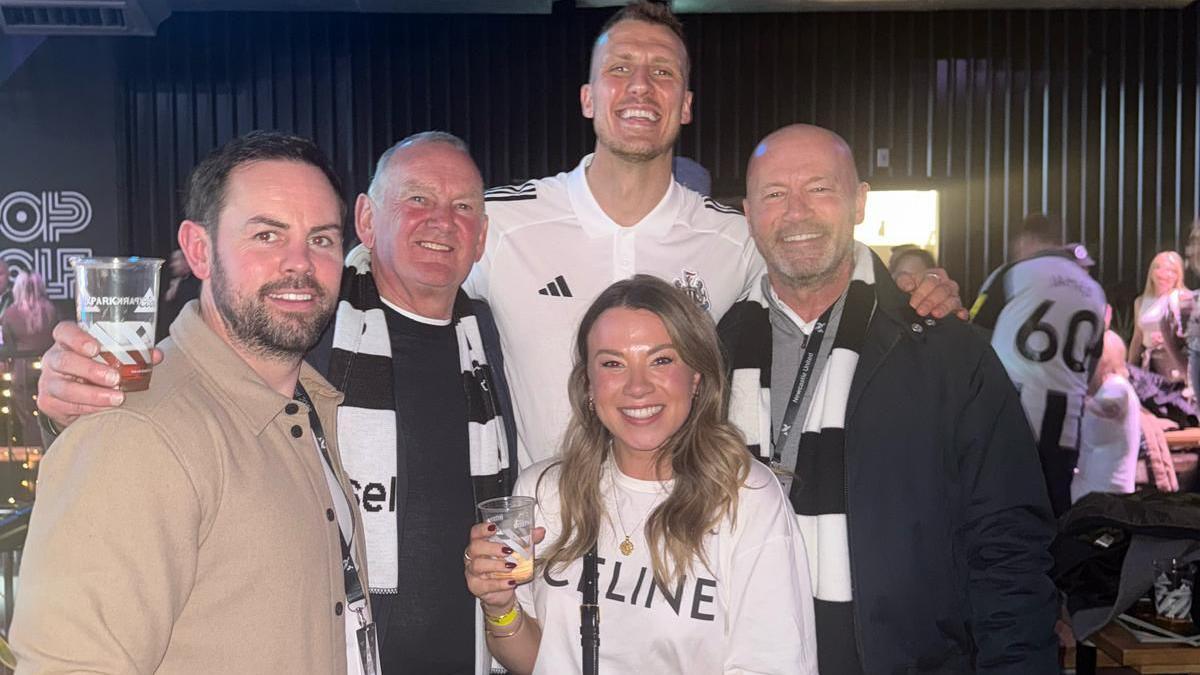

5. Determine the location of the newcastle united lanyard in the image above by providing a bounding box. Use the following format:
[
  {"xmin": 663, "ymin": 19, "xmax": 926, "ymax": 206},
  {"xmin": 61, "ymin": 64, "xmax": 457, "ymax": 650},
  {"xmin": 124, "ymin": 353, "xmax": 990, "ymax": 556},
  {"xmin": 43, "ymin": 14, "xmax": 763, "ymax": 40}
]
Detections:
[
  {"xmin": 295, "ymin": 383, "xmax": 365, "ymax": 605},
  {"xmin": 769, "ymin": 299, "xmax": 839, "ymax": 470}
]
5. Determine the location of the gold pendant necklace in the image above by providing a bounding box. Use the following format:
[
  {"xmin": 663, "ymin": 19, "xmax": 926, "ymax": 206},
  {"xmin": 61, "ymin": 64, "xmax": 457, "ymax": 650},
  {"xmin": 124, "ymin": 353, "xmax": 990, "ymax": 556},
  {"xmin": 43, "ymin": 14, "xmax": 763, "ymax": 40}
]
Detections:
[{"xmin": 610, "ymin": 471, "xmax": 659, "ymax": 557}]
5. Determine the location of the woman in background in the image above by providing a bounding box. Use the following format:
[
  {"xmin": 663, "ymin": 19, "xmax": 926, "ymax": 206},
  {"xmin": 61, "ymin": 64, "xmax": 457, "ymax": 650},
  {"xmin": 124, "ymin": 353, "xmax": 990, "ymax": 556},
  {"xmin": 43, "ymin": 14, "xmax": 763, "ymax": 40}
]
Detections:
[
  {"xmin": 1129, "ymin": 251, "xmax": 1190, "ymax": 384},
  {"xmin": 2, "ymin": 271, "xmax": 57, "ymax": 355},
  {"xmin": 1, "ymin": 271, "xmax": 58, "ymax": 443}
]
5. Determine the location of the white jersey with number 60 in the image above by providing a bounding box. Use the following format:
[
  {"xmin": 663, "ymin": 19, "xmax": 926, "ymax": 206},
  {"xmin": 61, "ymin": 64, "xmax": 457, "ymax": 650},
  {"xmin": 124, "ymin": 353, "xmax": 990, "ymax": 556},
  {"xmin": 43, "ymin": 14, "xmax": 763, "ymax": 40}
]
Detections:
[{"xmin": 971, "ymin": 250, "xmax": 1107, "ymax": 451}]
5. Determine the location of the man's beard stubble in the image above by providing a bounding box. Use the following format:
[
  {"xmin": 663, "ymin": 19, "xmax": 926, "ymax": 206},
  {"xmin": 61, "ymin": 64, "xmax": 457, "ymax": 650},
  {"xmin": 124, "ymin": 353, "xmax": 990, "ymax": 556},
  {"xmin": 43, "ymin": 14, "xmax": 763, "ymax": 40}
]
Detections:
[
  {"xmin": 210, "ymin": 252, "xmax": 335, "ymax": 362},
  {"xmin": 770, "ymin": 229, "xmax": 856, "ymax": 291},
  {"xmin": 607, "ymin": 140, "xmax": 672, "ymax": 164},
  {"xmin": 598, "ymin": 119, "xmax": 678, "ymax": 165}
]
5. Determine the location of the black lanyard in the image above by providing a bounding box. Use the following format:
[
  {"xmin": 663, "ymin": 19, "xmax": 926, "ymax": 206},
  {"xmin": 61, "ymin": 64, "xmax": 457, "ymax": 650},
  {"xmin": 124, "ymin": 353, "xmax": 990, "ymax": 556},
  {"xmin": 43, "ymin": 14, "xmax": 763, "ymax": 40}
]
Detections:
[
  {"xmin": 770, "ymin": 301, "xmax": 837, "ymax": 466},
  {"xmin": 580, "ymin": 544, "xmax": 600, "ymax": 675},
  {"xmin": 295, "ymin": 383, "xmax": 365, "ymax": 605}
]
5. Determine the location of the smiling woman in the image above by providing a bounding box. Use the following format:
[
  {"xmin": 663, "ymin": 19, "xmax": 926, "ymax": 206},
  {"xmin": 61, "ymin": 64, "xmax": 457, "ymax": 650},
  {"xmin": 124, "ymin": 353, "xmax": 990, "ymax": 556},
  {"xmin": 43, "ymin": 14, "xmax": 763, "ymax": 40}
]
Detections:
[
  {"xmin": 586, "ymin": 304, "xmax": 701, "ymax": 477},
  {"xmin": 1129, "ymin": 250, "xmax": 1190, "ymax": 383},
  {"xmin": 463, "ymin": 275, "xmax": 818, "ymax": 675}
]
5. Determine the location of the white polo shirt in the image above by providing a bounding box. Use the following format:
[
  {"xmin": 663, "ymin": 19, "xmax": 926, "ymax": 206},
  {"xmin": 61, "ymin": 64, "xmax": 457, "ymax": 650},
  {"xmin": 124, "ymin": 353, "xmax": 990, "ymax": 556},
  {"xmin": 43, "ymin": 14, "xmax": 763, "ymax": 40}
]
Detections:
[{"xmin": 466, "ymin": 155, "xmax": 764, "ymax": 465}]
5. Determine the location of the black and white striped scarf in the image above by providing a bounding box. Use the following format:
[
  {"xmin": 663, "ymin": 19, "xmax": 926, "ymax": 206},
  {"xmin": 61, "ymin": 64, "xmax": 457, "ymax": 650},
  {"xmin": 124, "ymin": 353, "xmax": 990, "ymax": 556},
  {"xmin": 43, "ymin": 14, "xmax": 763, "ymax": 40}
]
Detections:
[
  {"xmin": 725, "ymin": 243, "xmax": 877, "ymax": 631},
  {"xmin": 327, "ymin": 259, "xmax": 511, "ymax": 595}
]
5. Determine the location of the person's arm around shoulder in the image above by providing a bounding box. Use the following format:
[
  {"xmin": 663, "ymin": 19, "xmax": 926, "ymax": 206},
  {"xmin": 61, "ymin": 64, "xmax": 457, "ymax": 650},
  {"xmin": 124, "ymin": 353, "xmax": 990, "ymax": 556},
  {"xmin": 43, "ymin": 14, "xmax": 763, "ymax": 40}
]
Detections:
[
  {"xmin": 723, "ymin": 463, "xmax": 818, "ymax": 675},
  {"xmin": 896, "ymin": 268, "xmax": 970, "ymax": 321},
  {"xmin": 11, "ymin": 410, "xmax": 203, "ymax": 672},
  {"xmin": 953, "ymin": 340, "xmax": 1059, "ymax": 673}
]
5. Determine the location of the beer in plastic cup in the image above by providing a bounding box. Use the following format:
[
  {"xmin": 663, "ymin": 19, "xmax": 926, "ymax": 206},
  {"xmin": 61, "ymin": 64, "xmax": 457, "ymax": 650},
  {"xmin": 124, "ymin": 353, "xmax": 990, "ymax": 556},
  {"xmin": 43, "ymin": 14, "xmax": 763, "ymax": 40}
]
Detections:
[
  {"xmin": 74, "ymin": 257, "xmax": 164, "ymax": 392},
  {"xmin": 478, "ymin": 496, "xmax": 536, "ymax": 583}
]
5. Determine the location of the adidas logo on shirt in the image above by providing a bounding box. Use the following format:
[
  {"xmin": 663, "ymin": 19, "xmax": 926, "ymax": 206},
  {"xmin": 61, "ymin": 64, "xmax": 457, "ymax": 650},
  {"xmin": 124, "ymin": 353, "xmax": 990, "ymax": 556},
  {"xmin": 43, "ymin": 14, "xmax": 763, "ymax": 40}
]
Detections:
[{"xmin": 538, "ymin": 275, "xmax": 573, "ymax": 298}]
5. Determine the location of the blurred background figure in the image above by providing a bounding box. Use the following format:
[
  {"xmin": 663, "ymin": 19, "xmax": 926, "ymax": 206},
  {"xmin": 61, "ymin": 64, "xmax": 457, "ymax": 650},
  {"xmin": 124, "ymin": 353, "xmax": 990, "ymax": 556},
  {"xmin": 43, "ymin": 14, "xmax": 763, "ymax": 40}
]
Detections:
[
  {"xmin": 1184, "ymin": 218, "xmax": 1200, "ymax": 288},
  {"xmin": 1, "ymin": 272, "xmax": 58, "ymax": 444},
  {"xmin": 2, "ymin": 272, "xmax": 57, "ymax": 358},
  {"xmin": 971, "ymin": 212, "xmax": 1106, "ymax": 516},
  {"xmin": 1072, "ymin": 330, "xmax": 1140, "ymax": 504},
  {"xmin": 671, "ymin": 156, "xmax": 712, "ymax": 197},
  {"xmin": 0, "ymin": 258, "xmax": 13, "ymax": 318},
  {"xmin": 888, "ymin": 245, "xmax": 937, "ymax": 283},
  {"xmin": 1011, "ymin": 212, "xmax": 1062, "ymax": 261},
  {"xmin": 1129, "ymin": 251, "xmax": 1189, "ymax": 384},
  {"xmin": 157, "ymin": 249, "xmax": 199, "ymax": 342},
  {"xmin": 1184, "ymin": 256, "xmax": 1200, "ymax": 397}
]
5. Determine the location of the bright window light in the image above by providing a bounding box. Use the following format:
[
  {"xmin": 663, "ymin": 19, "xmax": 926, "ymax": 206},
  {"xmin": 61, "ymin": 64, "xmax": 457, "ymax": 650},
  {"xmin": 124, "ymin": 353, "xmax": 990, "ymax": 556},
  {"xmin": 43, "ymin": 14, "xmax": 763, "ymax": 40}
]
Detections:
[{"xmin": 856, "ymin": 190, "xmax": 939, "ymax": 263}]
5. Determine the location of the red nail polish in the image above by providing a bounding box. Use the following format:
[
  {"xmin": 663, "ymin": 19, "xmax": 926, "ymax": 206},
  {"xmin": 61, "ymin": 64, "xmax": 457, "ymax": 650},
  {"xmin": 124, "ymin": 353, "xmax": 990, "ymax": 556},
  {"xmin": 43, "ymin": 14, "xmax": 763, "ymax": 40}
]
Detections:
[
  {"xmin": 508, "ymin": 579, "xmax": 517, "ymax": 586},
  {"xmin": 487, "ymin": 524, "xmax": 496, "ymax": 532},
  {"xmin": 502, "ymin": 546, "xmax": 513, "ymax": 555},
  {"xmin": 505, "ymin": 562, "xmax": 516, "ymax": 569}
]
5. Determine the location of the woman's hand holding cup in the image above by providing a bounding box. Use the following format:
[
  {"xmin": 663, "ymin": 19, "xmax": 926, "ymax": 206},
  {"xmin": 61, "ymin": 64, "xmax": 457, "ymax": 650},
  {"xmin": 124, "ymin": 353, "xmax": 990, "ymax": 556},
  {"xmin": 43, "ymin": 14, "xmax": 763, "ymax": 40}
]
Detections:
[{"xmin": 464, "ymin": 521, "xmax": 545, "ymax": 615}]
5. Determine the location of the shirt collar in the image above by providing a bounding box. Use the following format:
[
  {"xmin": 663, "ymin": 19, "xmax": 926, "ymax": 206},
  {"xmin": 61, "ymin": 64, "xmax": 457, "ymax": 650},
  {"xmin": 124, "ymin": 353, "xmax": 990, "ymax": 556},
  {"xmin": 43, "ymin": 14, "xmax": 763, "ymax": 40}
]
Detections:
[
  {"xmin": 379, "ymin": 295, "xmax": 452, "ymax": 326},
  {"xmin": 762, "ymin": 275, "xmax": 819, "ymax": 335},
  {"xmin": 169, "ymin": 300, "xmax": 343, "ymax": 435},
  {"xmin": 760, "ymin": 243, "xmax": 883, "ymax": 333},
  {"xmin": 565, "ymin": 153, "xmax": 682, "ymax": 240}
]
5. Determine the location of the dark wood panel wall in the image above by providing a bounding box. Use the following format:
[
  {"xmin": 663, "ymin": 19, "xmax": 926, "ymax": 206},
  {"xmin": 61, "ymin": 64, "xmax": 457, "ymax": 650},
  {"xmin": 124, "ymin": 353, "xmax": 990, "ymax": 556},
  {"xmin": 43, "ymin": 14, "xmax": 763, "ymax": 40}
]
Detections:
[{"xmin": 120, "ymin": 4, "xmax": 1200, "ymax": 298}]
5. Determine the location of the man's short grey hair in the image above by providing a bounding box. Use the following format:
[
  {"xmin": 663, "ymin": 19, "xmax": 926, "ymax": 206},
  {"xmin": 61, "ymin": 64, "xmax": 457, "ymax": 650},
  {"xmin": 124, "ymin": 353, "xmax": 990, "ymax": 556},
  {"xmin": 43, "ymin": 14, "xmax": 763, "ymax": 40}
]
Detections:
[{"xmin": 366, "ymin": 131, "xmax": 471, "ymax": 201}]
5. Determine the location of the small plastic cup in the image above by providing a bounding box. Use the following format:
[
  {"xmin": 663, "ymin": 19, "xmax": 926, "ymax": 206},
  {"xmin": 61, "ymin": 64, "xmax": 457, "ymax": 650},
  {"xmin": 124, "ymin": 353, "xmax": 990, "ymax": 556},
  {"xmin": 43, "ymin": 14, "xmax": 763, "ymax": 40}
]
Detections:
[
  {"xmin": 1152, "ymin": 557, "xmax": 1194, "ymax": 629},
  {"xmin": 478, "ymin": 496, "xmax": 536, "ymax": 584},
  {"xmin": 74, "ymin": 257, "xmax": 164, "ymax": 392}
]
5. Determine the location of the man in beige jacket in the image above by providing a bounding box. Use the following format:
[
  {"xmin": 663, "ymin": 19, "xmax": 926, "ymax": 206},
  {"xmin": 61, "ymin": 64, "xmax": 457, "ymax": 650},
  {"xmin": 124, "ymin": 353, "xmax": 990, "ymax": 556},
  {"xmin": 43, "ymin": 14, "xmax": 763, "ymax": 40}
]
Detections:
[{"xmin": 11, "ymin": 131, "xmax": 374, "ymax": 673}]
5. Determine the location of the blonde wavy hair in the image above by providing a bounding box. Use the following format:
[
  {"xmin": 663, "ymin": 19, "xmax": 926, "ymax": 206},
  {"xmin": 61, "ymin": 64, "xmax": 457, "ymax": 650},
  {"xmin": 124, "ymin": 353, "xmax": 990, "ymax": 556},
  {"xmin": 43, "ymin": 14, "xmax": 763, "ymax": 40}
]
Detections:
[
  {"xmin": 1142, "ymin": 250, "xmax": 1186, "ymax": 299},
  {"xmin": 537, "ymin": 275, "xmax": 750, "ymax": 587},
  {"xmin": 7, "ymin": 271, "xmax": 56, "ymax": 339}
]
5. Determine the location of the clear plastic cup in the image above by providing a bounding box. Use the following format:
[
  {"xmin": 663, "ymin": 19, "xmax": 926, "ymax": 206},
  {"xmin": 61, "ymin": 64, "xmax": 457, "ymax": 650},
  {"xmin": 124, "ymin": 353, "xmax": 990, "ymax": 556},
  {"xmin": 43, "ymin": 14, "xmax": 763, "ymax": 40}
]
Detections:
[
  {"xmin": 74, "ymin": 257, "xmax": 164, "ymax": 392},
  {"xmin": 478, "ymin": 496, "xmax": 536, "ymax": 583}
]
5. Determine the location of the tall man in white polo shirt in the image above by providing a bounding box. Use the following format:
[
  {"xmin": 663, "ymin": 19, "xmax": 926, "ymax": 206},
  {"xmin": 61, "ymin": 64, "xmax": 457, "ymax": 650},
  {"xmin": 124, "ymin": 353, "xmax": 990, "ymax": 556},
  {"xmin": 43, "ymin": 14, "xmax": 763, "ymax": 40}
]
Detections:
[{"xmin": 470, "ymin": 1, "xmax": 963, "ymax": 464}]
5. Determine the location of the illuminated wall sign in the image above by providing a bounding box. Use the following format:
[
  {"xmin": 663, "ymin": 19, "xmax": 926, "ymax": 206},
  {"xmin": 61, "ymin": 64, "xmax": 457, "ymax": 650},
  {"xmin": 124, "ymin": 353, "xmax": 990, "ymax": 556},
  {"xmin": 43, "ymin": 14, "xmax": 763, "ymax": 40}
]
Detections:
[{"xmin": 0, "ymin": 190, "xmax": 94, "ymax": 299}]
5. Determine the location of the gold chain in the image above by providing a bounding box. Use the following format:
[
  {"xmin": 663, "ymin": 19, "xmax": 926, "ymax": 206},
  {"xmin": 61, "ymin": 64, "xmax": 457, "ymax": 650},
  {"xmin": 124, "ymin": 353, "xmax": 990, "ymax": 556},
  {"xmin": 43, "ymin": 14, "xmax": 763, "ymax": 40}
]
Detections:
[{"xmin": 609, "ymin": 469, "xmax": 661, "ymax": 557}]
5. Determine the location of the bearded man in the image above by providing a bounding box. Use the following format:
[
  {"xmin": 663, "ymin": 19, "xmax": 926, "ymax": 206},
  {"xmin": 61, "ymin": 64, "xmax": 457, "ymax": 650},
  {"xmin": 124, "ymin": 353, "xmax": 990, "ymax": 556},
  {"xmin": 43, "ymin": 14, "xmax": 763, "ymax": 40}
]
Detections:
[{"xmin": 11, "ymin": 131, "xmax": 375, "ymax": 674}]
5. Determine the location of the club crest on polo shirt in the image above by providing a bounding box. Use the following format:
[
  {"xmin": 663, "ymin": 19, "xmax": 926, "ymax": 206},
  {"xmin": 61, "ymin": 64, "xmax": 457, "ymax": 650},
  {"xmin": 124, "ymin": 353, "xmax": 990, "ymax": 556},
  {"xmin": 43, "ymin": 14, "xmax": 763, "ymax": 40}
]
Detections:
[{"xmin": 673, "ymin": 269, "xmax": 710, "ymax": 311}]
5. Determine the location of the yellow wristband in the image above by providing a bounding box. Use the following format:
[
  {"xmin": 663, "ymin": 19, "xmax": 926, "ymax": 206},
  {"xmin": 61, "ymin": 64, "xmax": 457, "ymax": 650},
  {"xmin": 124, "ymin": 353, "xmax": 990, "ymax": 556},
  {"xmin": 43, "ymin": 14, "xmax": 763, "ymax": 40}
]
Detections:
[{"xmin": 485, "ymin": 603, "xmax": 520, "ymax": 627}]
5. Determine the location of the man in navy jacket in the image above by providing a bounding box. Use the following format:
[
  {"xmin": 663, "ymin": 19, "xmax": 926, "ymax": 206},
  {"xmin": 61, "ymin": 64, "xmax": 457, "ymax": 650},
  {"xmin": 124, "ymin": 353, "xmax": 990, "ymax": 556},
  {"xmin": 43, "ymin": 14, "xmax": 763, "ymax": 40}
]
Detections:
[{"xmin": 720, "ymin": 123, "xmax": 1059, "ymax": 673}]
